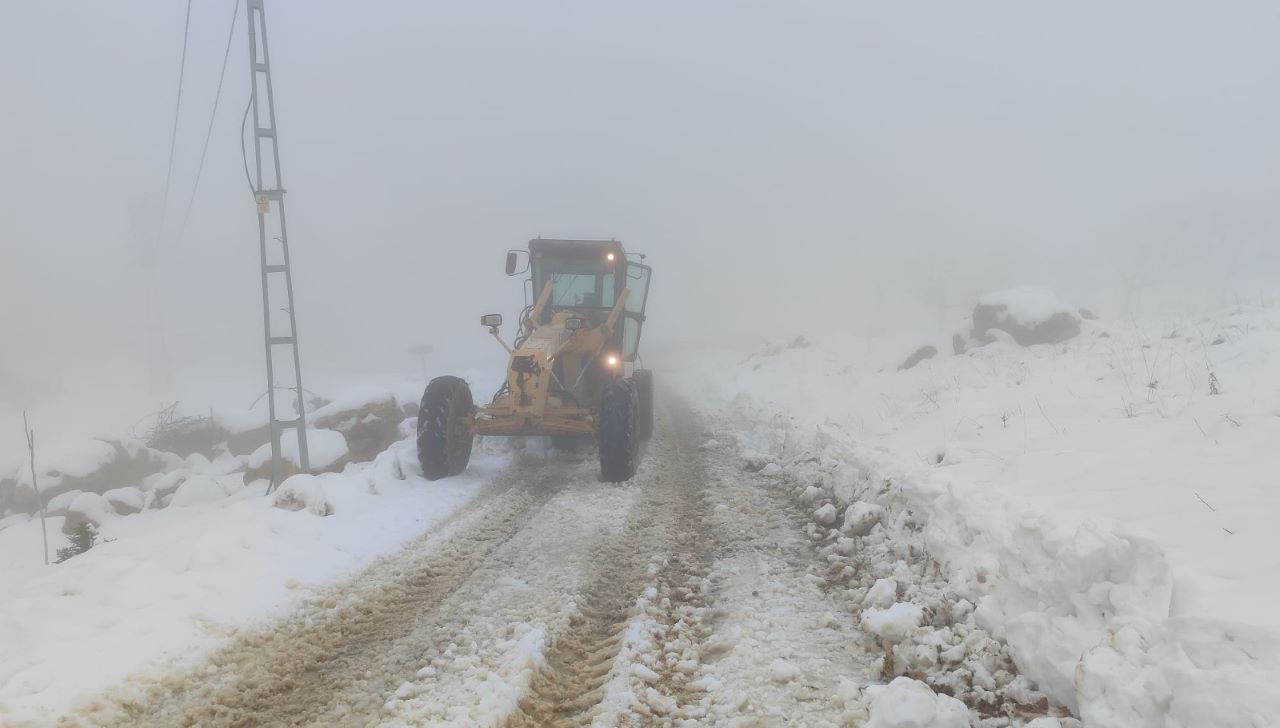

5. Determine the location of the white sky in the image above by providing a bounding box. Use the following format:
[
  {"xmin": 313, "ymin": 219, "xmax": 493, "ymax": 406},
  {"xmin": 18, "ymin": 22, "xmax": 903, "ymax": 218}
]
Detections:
[{"xmin": 2, "ymin": 0, "xmax": 1279, "ymax": 408}]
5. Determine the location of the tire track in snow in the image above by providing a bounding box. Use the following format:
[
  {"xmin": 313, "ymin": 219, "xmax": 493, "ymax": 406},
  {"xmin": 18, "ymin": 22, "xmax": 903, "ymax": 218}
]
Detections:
[
  {"xmin": 626, "ymin": 398, "xmax": 877, "ymax": 726},
  {"xmin": 72, "ymin": 457, "xmax": 580, "ymax": 728},
  {"xmin": 509, "ymin": 391, "xmax": 715, "ymax": 727}
]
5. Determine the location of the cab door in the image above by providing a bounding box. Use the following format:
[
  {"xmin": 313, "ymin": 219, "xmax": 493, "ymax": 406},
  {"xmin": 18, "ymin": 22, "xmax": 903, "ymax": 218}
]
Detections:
[{"xmin": 620, "ymin": 262, "xmax": 651, "ymax": 361}]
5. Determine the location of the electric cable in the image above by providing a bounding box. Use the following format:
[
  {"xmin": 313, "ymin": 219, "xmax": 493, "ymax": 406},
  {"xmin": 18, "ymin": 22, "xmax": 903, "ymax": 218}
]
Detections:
[
  {"xmin": 175, "ymin": 0, "xmax": 241, "ymax": 244},
  {"xmin": 240, "ymin": 93, "xmax": 255, "ymax": 194},
  {"xmin": 159, "ymin": 0, "xmax": 194, "ymax": 238}
]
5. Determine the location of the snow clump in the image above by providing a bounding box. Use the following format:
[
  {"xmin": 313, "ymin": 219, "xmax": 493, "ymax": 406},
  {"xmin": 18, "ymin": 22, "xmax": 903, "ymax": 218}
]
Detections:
[
  {"xmin": 272, "ymin": 474, "xmax": 333, "ymax": 516},
  {"xmin": 862, "ymin": 602, "xmax": 925, "ymax": 644},
  {"xmin": 864, "ymin": 676, "xmax": 971, "ymax": 728}
]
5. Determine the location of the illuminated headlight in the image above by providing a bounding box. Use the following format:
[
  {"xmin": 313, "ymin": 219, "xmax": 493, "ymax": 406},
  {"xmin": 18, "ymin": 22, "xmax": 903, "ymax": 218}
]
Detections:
[
  {"xmin": 606, "ymin": 252, "xmax": 616, "ymax": 262},
  {"xmin": 605, "ymin": 354, "xmax": 620, "ymax": 368}
]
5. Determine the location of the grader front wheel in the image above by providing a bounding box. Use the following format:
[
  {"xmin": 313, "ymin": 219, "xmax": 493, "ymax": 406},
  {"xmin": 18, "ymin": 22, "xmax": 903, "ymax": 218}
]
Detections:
[
  {"xmin": 417, "ymin": 376, "xmax": 475, "ymax": 480},
  {"xmin": 598, "ymin": 378, "xmax": 639, "ymax": 482}
]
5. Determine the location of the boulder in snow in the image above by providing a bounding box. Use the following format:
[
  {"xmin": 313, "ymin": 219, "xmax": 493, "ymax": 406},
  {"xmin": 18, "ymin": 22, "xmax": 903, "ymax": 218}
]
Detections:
[
  {"xmin": 226, "ymin": 424, "xmax": 271, "ymax": 457},
  {"xmin": 971, "ymin": 286, "xmax": 1081, "ymax": 347},
  {"xmin": 244, "ymin": 429, "xmax": 349, "ymax": 485},
  {"xmin": 864, "ymin": 676, "xmax": 971, "ymax": 728},
  {"xmin": 0, "ymin": 438, "xmax": 170, "ymax": 515},
  {"xmin": 272, "ymin": 474, "xmax": 333, "ymax": 516},
  {"xmin": 45, "ymin": 489, "xmax": 85, "ymax": 517},
  {"xmin": 103, "ymin": 486, "xmax": 145, "ymax": 515},
  {"xmin": 312, "ymin": 395, "xmax": 405, "ymax": 463},
  {"xmin": 899, "ymin": 345, "xmax": 939, "ymax": 371},
  {"xmin": 62, "ymin": 492, "xmax": 114, "ymax": 535}
]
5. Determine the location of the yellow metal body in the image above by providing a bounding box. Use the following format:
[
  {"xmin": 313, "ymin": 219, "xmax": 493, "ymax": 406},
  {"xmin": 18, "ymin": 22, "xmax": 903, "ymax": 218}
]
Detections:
[{"xmin": 473, "ymin": 281, "xmax": 630, "ymax": 437}]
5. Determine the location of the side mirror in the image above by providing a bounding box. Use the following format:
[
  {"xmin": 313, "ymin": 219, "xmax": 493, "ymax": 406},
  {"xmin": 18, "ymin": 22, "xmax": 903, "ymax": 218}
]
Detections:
[
  {"xmin": 480, "ymin": 314, "xmax": 503, "ymax": 329},
  {"xmin": 505, "ymin": 250, "xmax": 529, "ymax": 276}
]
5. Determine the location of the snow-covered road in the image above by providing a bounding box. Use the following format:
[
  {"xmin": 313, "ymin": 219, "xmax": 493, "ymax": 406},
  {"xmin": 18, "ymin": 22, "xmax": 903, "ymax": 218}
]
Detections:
[{"xmin": 34, "ymin": 391, "xmax": 1073, "ymax": 728}]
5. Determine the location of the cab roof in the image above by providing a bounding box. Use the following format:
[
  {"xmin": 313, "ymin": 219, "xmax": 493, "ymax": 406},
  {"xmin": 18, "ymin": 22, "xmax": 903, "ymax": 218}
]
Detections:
[{"xmin": 528, "ymin": 238, "xmax": 626, "ymax": 258}]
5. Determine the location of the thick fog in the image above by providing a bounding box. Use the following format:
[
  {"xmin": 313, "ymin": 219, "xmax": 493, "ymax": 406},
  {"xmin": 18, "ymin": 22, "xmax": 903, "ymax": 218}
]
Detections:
[{"xmin": 3, "ymin": 1, "xmax": 1280, "ymax": 446}]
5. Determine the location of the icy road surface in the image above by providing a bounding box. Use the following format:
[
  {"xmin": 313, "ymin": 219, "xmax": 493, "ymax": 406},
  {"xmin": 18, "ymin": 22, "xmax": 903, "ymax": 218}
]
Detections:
[{"xmin": 65, "ymin": 395, "xmax": 1059, "ymax": 727}]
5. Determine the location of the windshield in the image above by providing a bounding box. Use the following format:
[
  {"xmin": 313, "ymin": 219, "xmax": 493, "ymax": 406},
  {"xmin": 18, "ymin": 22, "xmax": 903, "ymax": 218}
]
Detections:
[
  {"xmin": 533, "ymin": 254, "xmax": 617, "ymax": 309},
  {"xmin": 548, "ymin": 272, "xmax": 615, "ymax": 308}
]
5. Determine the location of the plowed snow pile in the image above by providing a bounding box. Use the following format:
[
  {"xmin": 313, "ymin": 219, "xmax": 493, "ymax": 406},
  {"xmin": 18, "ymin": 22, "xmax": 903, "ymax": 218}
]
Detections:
[{"xmin": 669, "ymin": 302, "xmax": 1280, "ymax": 726}]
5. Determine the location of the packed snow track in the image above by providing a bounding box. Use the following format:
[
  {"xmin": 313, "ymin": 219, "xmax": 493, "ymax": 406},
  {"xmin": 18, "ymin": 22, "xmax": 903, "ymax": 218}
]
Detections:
[{"xmin": 62, "ymin": 391, "xmax": 1059, "ymax": 727}]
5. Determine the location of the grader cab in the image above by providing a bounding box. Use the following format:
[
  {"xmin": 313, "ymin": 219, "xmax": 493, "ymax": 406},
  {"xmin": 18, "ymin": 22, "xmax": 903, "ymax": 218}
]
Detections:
[{"xmin": 417, "ymin": 239, "xmax": 653, "ymax": 482}]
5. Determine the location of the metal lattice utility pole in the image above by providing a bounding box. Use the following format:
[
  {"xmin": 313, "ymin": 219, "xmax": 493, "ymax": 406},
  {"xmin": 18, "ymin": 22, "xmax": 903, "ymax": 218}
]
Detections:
[{"xmin": 246, "ymin": 0, "xmax": 309, "ymax": 491}]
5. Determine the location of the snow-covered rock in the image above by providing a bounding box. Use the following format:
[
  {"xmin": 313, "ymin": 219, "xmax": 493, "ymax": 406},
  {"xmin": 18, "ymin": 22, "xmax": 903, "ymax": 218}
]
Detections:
[
  {"xmin": 972, "ymin": 286, "xmax": 1080, "ymax": 346},
  {"xmin": 244, "ymin": 429, "xmax": 349, "ymax": 484},
  {"xmin": 862, "ymin": 602, "xmax": 925, "ymax": 644},
  {"xmin": 169, "ymin": 475, "xmax": 232, "ymax": 507},
  {"xmin": 271, "ymin": 474, "xmax": 333, "ymax": 516},
  {"xmin": 44, "ymin": 490, "xmax": 84, "ymax": 517},
  {"xmin": 62, "ymin": 492, "xmax": 113, "ymax": 535},
  {"xmin": 312, "ymin": 390, "xmax": 406, "ymax": 464},
  {"xmin": 864, "ymin": 676, "xmax": 971, "ymax": 728},
  {"xmin": 0, "ymin": 438, "xmax": 169, "ymax": 515},
  {"xmin": 103, "ymin": 486, "xmax": 145, "ymax": 515}
]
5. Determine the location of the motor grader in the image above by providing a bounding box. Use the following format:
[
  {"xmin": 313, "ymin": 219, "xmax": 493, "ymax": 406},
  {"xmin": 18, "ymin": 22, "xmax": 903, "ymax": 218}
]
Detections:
[{"xmin": 417, "ymin": 238, "xmax": 653, "ymax": 482}]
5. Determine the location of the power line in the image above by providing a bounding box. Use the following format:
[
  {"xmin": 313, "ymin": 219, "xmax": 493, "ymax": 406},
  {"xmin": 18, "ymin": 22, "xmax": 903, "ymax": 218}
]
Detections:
[
  {"xmin": 240, "ymin": 93, "xmax": 255, "ymax": 194},
  {"xmin": 175, "ymin": 0, "xmax": 242, "ymax": 245},
  {"xmin": 159, "ymin": 0, "xmax": 195, "ymax": 240}
]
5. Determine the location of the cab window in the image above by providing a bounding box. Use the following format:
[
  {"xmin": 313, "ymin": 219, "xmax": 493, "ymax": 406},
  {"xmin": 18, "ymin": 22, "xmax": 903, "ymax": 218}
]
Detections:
[{"xmin": 533, "ymin": 256, "xmax": 616, "ymax": 308}]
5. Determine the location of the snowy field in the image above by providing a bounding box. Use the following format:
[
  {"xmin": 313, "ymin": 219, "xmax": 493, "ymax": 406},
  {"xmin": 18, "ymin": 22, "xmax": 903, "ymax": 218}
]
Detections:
[
  {"xmin": 667, "ymin": 294, "xmax": 1280, "ymax": 726},
  {"xmin": 2, "ymin": 293, "xmax": 1279, "ymax": 726},
  {"xmin": 0, "ymin": 377, "xmax": 507, "ymax": 725}
]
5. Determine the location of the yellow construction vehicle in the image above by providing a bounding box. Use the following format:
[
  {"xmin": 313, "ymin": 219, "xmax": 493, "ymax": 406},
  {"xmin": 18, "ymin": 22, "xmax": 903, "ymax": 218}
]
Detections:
[{"xmin": 417, "ymin": 238, "xmax": 653, "ymax": 482}]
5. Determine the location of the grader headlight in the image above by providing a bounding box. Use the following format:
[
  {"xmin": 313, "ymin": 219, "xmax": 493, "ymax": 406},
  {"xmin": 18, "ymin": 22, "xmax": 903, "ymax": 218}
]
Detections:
[{"xmin": 604, "ymin": 353, "xmax": 621, "ymax": 369}]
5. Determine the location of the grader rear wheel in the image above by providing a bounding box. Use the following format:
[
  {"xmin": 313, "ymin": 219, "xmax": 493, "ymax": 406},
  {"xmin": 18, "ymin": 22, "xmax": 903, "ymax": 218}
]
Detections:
[{"xmin": 417, "ymin": 376, "xmax": 475, "ymax": 480}]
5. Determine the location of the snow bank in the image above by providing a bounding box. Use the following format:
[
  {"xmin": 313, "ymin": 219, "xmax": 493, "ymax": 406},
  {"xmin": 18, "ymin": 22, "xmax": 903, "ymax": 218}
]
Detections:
[
  {"xmin": 0, "ymin": 438, "xmax": 507, "ymax": 722},
  {"xmin": 670, "ymin": 302, "xmax": 1280, "ymax": 725}
]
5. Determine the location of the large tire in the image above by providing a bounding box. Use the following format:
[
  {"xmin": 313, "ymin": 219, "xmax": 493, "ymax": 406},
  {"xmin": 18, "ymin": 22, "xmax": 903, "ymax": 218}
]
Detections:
[
  {"xmin": 598, "ymin": 378, "xmax": 639, "ymax": 482},
  {"xmin": 633, "ymin": 369, "xmax": 654, "ymax": 441},
  {"xmin": 417, "ymin": 376, "xmax": 475, "ymax": 480}
]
